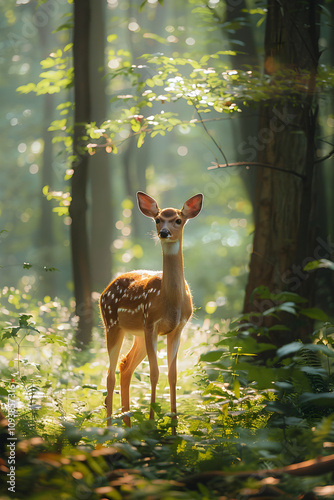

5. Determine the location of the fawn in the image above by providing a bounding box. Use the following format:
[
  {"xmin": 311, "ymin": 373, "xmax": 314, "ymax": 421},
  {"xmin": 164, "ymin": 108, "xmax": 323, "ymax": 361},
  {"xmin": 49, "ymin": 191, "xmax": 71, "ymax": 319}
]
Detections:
[{"xmin": 100, "ymin": 191, "xmax": 203, "ymax": 432}]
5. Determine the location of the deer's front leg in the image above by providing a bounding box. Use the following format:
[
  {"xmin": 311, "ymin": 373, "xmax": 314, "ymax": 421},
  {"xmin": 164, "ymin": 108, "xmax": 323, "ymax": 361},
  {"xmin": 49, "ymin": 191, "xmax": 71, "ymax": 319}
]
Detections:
[
  {"xmin": 144, "ymin": 326, "xmax": 159, "ymax": 420},
  {"xmin": 167, "ymin": 325, "xmax": 183, "ymax": 434}
]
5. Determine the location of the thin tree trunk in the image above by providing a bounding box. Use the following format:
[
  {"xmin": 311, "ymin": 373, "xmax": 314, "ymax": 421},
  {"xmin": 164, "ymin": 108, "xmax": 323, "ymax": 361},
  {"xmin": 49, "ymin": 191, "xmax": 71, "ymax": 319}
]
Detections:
[
  {"xmin": 69, "ymin": 0, "xmax": 93, "ymax": 346},
  {"xmin": 243, "ymin": 0, "xmax": 320, "ymax": 345},
  {"xmin": 38, "ymin": 92, "xmax": 56, "ymax": 292}
]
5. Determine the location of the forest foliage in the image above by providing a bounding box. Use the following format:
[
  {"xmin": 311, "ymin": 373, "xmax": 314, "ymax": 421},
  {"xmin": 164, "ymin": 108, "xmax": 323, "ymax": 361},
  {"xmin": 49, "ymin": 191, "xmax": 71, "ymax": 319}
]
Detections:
[
  {"xmin": 1, "ymin": 288, "xmax": 334, "ymax": 498},
  {"xmin": 1, "ymin": 0, "xmax": 334, "ymax": 498}
]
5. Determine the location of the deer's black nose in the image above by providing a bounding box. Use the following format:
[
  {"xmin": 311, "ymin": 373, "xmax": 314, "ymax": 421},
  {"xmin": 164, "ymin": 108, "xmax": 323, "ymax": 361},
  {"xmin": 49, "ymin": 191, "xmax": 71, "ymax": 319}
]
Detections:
[{"xmin": 159, "ymin": 228, "xmax": 171, "ymax": 239}]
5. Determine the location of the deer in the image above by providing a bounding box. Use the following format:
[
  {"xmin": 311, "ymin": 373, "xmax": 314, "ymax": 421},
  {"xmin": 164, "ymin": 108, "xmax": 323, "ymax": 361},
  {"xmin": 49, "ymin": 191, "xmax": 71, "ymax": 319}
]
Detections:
[{"xmin": 100, "ymin": 191, "xmax": 203, "ymax": 433}]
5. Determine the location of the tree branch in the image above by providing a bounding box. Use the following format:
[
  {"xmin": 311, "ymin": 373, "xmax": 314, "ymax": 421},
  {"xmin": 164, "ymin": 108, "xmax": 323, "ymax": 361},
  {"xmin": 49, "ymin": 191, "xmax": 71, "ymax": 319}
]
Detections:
[
  {"xmin": 314, "ymin": 148, "xmax": 334, "ymax": 164},
  {"xmin": 194, "ymin": 104, "xmax": 229, "ymax": 167},
  {"xmin": 182, "ymin": 453, "xmax": 334, "ymax": 486},
  {"xmin": 208, "ymin": 161, "xmax": 306, "ymax": 180}
]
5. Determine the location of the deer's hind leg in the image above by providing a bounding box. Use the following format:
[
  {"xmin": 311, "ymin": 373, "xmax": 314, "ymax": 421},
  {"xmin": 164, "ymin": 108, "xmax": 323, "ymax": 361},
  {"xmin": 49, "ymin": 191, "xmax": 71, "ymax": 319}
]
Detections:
[
  {"xmin": 105, "ymin": 326, "xmax": 124, "ymax": 426},
  {"xmin": 120, "ymin": 335, "xmax": 146, "ymax": 426}
]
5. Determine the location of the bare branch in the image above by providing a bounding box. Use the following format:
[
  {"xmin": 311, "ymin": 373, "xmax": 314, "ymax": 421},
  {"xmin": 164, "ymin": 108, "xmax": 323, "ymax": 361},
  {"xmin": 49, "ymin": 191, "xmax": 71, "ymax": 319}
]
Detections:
[
  {"xmin": 314, "ymin": 148, "xmax": 334, "ymax": 164},
  {"xmin": 208, "ymin": 161, "xmax": 306, "ymax": 180},
  {"xmin": 194, "ymin": 104, "xmax": 230, "ymax": 167}
]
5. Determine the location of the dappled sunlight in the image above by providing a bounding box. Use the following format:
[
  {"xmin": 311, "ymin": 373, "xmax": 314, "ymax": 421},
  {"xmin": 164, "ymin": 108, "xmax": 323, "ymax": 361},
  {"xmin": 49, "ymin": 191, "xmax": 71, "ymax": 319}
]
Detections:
[{"xmin": 1, "ymin": 0, "xmax": 334, "ymax": 498}]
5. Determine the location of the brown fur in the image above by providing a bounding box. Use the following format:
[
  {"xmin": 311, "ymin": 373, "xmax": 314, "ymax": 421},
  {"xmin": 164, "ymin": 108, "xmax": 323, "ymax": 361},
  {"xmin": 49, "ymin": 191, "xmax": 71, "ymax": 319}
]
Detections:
[{"xmin": 102, "ymin": 191, "xmax": 203, "ymax": 431}]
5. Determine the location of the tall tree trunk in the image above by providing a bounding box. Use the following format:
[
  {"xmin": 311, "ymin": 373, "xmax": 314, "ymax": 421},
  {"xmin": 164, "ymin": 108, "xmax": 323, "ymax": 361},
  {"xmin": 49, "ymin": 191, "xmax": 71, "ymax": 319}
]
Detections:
[
  {"xmin": 38, "ymin": 92, "xmax": 56, "ymax": 294},
  {"xmin": 224, "ymin": 0, "xmax": 259, "ymax": 203},
  {"xmin": 243, "ymin": 0, "xmax": 320, "ymax": 345},
  {"xmin": 69, "ymin": 0, "xmax": 93, "ymax": 346},
  {"xmin": 37, "ymin": 21, "xmax": 55, "ymax": 295},
  {"xmin": 89, "ymin": 0, "xmax": 113, "ymax": 291}
]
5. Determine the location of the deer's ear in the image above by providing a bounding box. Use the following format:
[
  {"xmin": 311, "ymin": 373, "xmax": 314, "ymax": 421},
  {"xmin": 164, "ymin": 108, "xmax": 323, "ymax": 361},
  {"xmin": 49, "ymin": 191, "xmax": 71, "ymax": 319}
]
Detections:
[
  {"xmin": 181, "ymin": 194, "xmax": 203, "ymax": 219},
  {"xmin": 137, "ymin": 192, "xmax": 160, "ymax": 218}
]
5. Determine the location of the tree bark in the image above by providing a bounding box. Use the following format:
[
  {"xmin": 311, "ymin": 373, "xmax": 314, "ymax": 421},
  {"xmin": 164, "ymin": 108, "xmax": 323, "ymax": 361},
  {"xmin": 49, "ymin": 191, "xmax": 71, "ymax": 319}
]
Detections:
[
  {"xmin": 89, "ymin": 0, "xmax": 113, "ymax": 291},
  {"xmin": 243, "ymin": 0, "xmax": 320, "ymax": 345},
  {"xmin": 224, "ymin": 0, "xmax": 259, "ymax": 203},
  {"xmin": 69, "ymin": 0, "xmax": 93, "ymax": 346}
]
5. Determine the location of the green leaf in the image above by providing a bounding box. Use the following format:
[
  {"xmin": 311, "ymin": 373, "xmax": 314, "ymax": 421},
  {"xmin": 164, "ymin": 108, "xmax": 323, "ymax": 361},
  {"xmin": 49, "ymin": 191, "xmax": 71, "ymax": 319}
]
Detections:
[
  {"xmin": 53, "ymin": 21, "xmax": 73, "ymax": 33},
  {"xmin": 276, "ymin": 342, "xmax": 302, "ymax": 358},
  {"xmin": 304, "ymin": 259, "xmax": 334, "ymax": 271},
  {"xmin": 250, "ymin": 285, "xmax": 271, "ymax": 301},
  {"xmin": 16, "ymin": 83, "xmax": 36, "ymax": 94},
  {"xmin": 131, "ymin": 119, "xmax": 141, "ymax": 132},
  {"xmin": 107, "ymin": 34, "xmax": 117, "ymax": 43},
  {"xmin": 234, "ymin": 378, "xmax": 240, "ymax": 399},
  {"xmin": 300, "ymin": 392, "xmax": 334, "ymax": 408},
  {"xmin": 139, "ymin": 0, "xmax": 148, "ymax": 12},
  {"xmin": 19, "ymin": 314, "xmax": 33, "ymax": 328},
  {"xmin": 23, "ymin": 262, "xmax": 32, "ymax": 269},
  {"xmin": 272, "ymin": 292, "xmax": 307, "ymax": 304},
  {"xmin": 256, "ymin": 15, "xmax": 266, "ymax": 28},
  {"xmin": 199, "ymin": 350, "xmax": 225, "ymax": 362},
  {"xmin": 300, "ymin": 307, "xmax": 328, "ymax": 321},
  {"xmin": 48, "ymin": 118, "xmax": 67, "ymax": 131},
  {"xmin": 274, "ymin": 381, "xmax": 294, "ymax": 391},
  {"xmin": 202, "ymin": 382, "xmax": 225, "ymax": 397},
  {"xmin": 269, "ymin": 324, "xmax": 292, "ymax": 331},
  {"xmin": 40, "ymin": 334, "xmax": 67, "ymax": 346},
  {"xmin": 137, "ymin": 132, "xmax": 145, "ymax": 148},
  {"xmin": 303, "ymin": 343, "xmax": 334, "ymax": 357},
  {"xmin": 279, "ymin": 303, "xmax": 297, "ymax": 315},
  {"xmin": 52, "ymin": 207, "xmax": 69, "ymax": 216},
  {"xmin": 265, "ymin": 400, "xmax": 291, "ymax": 414},
  {"xmin": 2, "ymin": 327, "xmax": 20, "ymax": 340},
  {"xmin": 299, "ymin": 366, "xmax": 327, "ymax": 377},
  {"xmin": 43, "ymin": 266, "xmax": 59, "ymax": 272},
  {"xmin": 146, "ymin": 78, "xmax": 155, "ymax": 88},
  {"xmin": 143, "ymin": 33, "xmax": 167, "ymax": 45}
]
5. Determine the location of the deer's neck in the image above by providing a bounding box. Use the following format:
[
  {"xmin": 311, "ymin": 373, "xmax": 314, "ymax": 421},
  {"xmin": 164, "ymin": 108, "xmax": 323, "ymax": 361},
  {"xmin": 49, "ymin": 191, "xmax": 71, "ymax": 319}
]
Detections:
[{"xmin": 160, "ymin": 239, "xmax": 187, "ymax": 302}]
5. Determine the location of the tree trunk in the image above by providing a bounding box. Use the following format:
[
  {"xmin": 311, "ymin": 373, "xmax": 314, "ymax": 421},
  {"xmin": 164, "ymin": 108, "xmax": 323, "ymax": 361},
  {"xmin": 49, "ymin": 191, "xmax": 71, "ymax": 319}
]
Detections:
[
  {"xmin": 69, "ymin": 0, "xmax": 93, "ymax": 346},
  {"xmin": 224, "ymin": 0, "xmax": 259, "ymax": 203},
  {"xmin": 89, "ymin": 0, "xmax": 113, "ymax": 292},
  {"xmin": 38, "ymin": 92, "xmax": 56, "ymax": 294},
  {"xmin": 243, "ymin": 0, "xmax": 320, "ymax": 345},
  {"xmin": 37, "ymin": 22, "xmax": 55, "ymax": 295}
]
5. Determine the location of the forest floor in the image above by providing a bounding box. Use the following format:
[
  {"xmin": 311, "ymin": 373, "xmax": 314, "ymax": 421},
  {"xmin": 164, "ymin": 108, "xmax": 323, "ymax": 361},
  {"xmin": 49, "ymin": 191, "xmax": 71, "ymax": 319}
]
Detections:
[{"xmin": 1, "ymin": 295, "xmax": 334, "ymax": 499}]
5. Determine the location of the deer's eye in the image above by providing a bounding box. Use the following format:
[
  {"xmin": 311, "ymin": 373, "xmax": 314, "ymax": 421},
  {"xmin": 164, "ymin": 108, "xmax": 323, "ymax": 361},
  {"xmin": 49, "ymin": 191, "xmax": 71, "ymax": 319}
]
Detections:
[
  {"xmin": 155, "ymin": 218, "xmax": 161, "ymax": 224},
  {"xmin": 175, "ymin": 219, "xmax": 182, "ymax": 225}
]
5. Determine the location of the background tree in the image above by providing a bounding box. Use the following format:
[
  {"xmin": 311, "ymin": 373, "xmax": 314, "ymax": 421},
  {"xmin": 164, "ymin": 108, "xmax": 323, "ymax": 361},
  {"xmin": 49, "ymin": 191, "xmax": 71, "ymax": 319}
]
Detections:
[
  {"xmin": 37, "ymin": 21, "xmax": 55, "ymax": 296},
  {"xmin": 242, "ymin": 0, "xmax": 321, "ymax": 344},
  {"xmin": 3, "ymin": 0, "xmax": 334, "ymax": 342},
  {"xmin": 69, "ymin": 0, "xmax": 93, "ymax": 345},
  {"xmin": 89, "ymin": 0, "xmax": 113, "ymax": 292}
]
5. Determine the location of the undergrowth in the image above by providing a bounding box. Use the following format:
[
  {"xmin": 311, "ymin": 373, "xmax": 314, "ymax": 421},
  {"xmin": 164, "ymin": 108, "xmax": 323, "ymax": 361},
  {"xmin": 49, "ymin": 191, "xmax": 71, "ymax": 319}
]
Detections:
[{"xmin": 1, "ymin": 286, "xmax": 334, "ymax": 499}]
